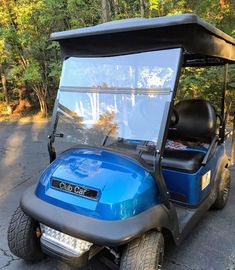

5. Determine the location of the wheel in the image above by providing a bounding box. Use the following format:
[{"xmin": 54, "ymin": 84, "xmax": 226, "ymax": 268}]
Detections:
[
  {"xmin": 8, "ymin": 206, "xmax": 45, "ymax": 261},
  {"xmin": 120, "ymin": 231, "xmax": 164, "ymax": 270},
  {"xmin": 212, "ymin": 168, "xmax": 231, "ymax": 210}
]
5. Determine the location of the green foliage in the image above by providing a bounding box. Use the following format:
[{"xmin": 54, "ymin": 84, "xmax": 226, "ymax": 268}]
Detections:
[
  {"xmin": 149, "ymin": 0, "xmax": 234, "ymax": 113},
  {"xmin": 178, "ymin": 66, "xmax": 224, "ymax": 111},
  {"xmin": 23, "ymin": 61, "xmax": 41, "ymax": 82},
  {"xmin": 0, "ymin": 0, "xmax": 234, "ymax": 117},
  {"xmin": 149, "ymin": 0, "xmax": 234, "ymax": 34}
]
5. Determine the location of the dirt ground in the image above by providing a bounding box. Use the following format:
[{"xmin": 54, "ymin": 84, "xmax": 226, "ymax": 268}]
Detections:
[{"xmin": 0, "ymin": 122, "xmax": 234, "ymax": 270}]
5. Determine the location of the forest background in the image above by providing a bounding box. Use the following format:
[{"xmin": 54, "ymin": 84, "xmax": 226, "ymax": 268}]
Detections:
[{"xmin": 0, "ymin": 0, "xmax": 234, "ymax": 121}]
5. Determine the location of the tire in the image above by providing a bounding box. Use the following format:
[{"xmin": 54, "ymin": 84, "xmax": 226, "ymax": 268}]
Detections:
[
  {"xmin": 212, "ymin": 168, "xmax": 231, "ymax": 210},
  {"xmin": 120, "ymin": 231, "xmax": 164, "ymax": 270},
  {"xmin": 8, "ymin": 206, "xmax": 45, "ymax": 261}
]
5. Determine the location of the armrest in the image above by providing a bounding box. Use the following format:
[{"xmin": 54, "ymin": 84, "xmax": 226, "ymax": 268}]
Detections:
[{"xmin": 201, "ymin": 136, "xmax": 218, "ymax": 165}]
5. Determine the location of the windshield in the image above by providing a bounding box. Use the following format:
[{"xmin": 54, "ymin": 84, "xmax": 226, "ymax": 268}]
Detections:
[{"xmin": 54, "ymin": 49, "xmax": 181, "ymax": 156}]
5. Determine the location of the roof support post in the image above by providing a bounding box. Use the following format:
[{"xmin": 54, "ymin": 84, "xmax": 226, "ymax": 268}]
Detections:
[
  {"xmin": 221, "ymin": 63, "xmax": 228, "ymax": 142},
  {"xmin": 230, "ymin": 113, "xmax": 235, "ymax": 165}
]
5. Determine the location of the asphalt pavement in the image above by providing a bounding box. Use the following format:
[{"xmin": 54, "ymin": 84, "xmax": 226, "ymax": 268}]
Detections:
[{"xmin": 0, "ymin": 122, "xmax": 234, "ymax": 270}]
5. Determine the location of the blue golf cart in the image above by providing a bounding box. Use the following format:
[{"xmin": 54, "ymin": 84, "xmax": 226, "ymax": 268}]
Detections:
[{"xmin": 8, "ymin": 14, "xmax": 235, "ymax": 269}]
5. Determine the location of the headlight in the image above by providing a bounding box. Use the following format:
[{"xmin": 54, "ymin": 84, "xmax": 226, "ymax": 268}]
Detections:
[{"xmin": 40, "ymin": 224, "xmax": 93, "ymax": 256}]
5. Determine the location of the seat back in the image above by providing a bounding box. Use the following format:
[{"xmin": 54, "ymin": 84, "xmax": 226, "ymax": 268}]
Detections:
[{"xmin": 169, "ymin": 99, "xmax": 217, "ymax": 143}]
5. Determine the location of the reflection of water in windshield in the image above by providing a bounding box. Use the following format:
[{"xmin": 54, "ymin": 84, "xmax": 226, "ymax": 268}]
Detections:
[{"xmin": 55, "ymin": 48, "xmax": 181, "ymax": 154}]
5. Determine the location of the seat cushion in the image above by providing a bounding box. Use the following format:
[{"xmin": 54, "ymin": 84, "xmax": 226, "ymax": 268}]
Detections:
[{"xmin": 162, "ymin": 149, "xmax": 205, "ymax": 172}]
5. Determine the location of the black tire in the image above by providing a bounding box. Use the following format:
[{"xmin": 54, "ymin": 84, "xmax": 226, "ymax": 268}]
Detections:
[
  {"xmin": 8, "ymin": 206, "xmax": 45, "ymax": 261},
  {"xmin": 120, "ymin": 231, "xmax": 164, "ymax": 270},
  {"xmin": 212, "ymin": 168, "xmax": 231, "ymax": 210}
]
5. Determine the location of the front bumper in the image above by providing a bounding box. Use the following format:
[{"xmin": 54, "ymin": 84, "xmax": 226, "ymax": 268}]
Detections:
[{"xmin": 21, "ymin": 185, "xmax": 173, "ymax": 246}]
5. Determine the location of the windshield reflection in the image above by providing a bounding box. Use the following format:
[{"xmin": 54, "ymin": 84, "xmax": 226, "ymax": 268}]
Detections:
[{"xmin": 55, "ymin": 49, "xmax": 181, "ymax": 156}]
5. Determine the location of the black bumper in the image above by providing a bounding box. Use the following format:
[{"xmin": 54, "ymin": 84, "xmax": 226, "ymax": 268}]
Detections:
[
  {"xmin": 21, "ymin": 185, "xmax": 174, "ymax": 246},
  {"xmin": 41, "ymin": 237, "xmax": 89, "ymax": 267}
]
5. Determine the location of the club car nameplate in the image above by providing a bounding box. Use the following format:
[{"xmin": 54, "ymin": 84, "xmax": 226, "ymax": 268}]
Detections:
[{"xmin": 51, "ymin": 179, "xmax": 98, "ymax": 200}]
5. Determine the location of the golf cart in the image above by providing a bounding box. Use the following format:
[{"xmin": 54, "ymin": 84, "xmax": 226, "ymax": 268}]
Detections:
[{"xmin": 8, "ymin": 14, "xmax": 235, "ymax": 269}]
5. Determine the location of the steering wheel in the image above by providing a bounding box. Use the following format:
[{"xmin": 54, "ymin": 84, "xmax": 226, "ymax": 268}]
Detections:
[
  {"xmin": 102, "ymin": 125, "xmax": 116, "ymax": 146},
  {"xmin": 102, "ymin": 122, "xmax": 127, "ymax": 146}
]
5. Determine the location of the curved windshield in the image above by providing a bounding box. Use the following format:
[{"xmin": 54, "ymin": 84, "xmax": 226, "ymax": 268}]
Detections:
[{"xmin": 54, "ymin": 49, "xmax": 181, "ymax": 155}]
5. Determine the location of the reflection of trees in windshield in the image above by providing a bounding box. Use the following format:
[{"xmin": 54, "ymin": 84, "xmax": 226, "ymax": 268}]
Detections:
[
  {"xmin": 55, "ymin": 91, "xmax": 167, "ymax": 148},
  {"xmin": 93, "ymin": 111, "xmax": 117, "ymax": 135},
  {"xmin": 56, "ymin": 99, "xmax": 118, "ymax": 146},
  {"xmin": 55, "ymin": 49, "xmax": 180, "ymax": 153},
  {"xmin": 61, "ymin": 57, "xmax": 175, "ymax": 90},
  {"xmin": 90, "ymin": 111, "xmax": 118, "ymax": 146},
  {"xmin": 56, "ymin": 103, "xmax": 86, "ymax": 145},
  {"xmin": 138, "ymin": 67, "xmax": 174, "ymax": 89},
  {"xmin": 58, "ymin": 103, "xmax": 83, "ymax": 125}
]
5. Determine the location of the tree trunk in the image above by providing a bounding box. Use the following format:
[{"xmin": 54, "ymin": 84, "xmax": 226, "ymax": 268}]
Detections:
[
  {"xmin": 140, "ymin": 0, "xmax": 145, "ymax": 17},
  {"xmin": 102, "ymin": 0, "xmax": 111, "ymax": 22},
  {"xmin": 112, "ymin": 0, "xmax": 119, "ymax": 16},
  {"xmin": 33, "ymin": 84, "xmax": 48, "ymax": 118},
  {"xmin": 0, "ymin": 64, "xmax": 12, "ymax": 114},
  {"xmin": 13, "ymin": 81, "xmax": 31, "ymax": 114},
  {"xmin": 38, "ymin": 95, "xmax": 48, "ymax": 118}
]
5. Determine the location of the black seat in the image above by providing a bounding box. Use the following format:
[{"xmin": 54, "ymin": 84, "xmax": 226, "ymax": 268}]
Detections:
[
  {"xmin": 163, "ymin": 99, "xmax": 217, "ymax": 172},
  {"xmin": 162, "ymin": 149, "xmax": 205, "ymax": 172},
  {"xmin": 168, "ymin": 99, "xmax": 217, "ymax": 143}
]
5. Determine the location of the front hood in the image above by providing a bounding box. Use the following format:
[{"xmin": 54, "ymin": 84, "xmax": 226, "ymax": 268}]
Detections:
[{"xmin": 36, "ymin": 148, "xmax": 160, "ymax": 220}]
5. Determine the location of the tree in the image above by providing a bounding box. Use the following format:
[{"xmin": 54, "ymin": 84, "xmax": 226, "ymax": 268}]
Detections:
[
  {"xmin": 0, "ymin": 0, "xmax": 234, "ymax": 119},
  {"xmin": 0, "ymin": 64, "xmax": 12, "ymax": 114},
  {"xmin": 149, "ymin": 0, "xmax": 235, "ymax": 119},
  {"xmin": 102, "ymin": 0, "xmax": 111, "ymax": 22},
  {"xmin": 140, "ymin": 0, "xmax": 145, "ymax": 17},
  {"xmin": 0, "ymin": 38, "xmax": 12, "ymax": 114}
]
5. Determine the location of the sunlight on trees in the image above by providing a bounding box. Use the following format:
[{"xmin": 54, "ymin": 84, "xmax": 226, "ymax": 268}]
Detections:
[{"xmin": 0, "ymin": 0, "xmax": 234, "ymax": 118}]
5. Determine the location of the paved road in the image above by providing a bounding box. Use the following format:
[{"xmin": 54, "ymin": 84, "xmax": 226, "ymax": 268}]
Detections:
[{"xmin": 0, "ymin": 122, "xmax": 234, "ymax": 270}]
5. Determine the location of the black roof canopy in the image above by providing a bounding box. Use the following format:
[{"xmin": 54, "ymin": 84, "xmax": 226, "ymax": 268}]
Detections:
[{"xmin": 51, "ymin": 14, "xmax": 235, "ymax": 66}]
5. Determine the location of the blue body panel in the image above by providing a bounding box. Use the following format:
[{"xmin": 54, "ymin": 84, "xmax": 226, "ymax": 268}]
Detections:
[
  {"xmin": 36, "ymin": 144, "xmax": 226, "ymax": 221},
  {"xmin": 163, "ymin": 144, "xmax": 226, "ymax": 206},
  {"xmin": 36, "ymin": 148, "xmax": 160, "ymax": 220}
]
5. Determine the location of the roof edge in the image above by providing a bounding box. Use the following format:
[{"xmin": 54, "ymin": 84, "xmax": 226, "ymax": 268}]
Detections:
[{"xmin": 50, "ymin": 14, "xmax": 235, "ymax": 45}]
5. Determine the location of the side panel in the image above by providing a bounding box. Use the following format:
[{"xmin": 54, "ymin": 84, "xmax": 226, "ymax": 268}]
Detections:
[
  {"xmin": 163, "ymin": 145, "xmax": 227, "ymax": 206},
  {"xmin": 163, "ymin": 168, "xmax": 203, "ymax": 205}
]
